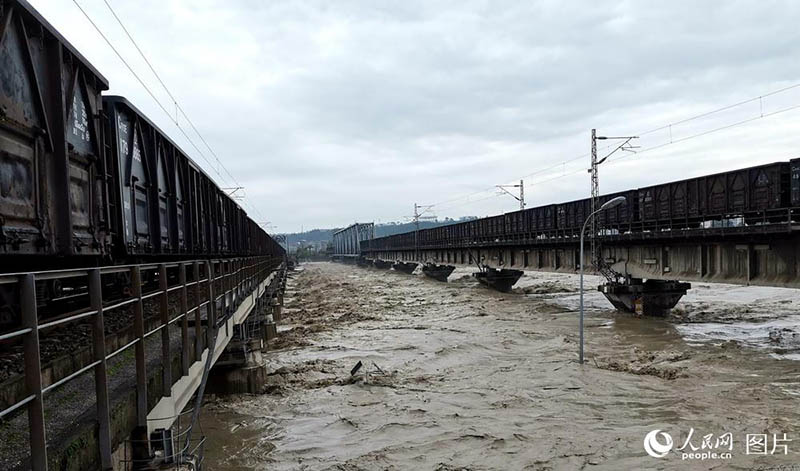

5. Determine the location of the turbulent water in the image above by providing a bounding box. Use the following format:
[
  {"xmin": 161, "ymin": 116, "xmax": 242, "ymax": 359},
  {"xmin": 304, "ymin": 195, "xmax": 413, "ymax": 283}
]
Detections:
[{"xmin": 200, "ymin": 262, "xmax": 800, "ymax": 470}]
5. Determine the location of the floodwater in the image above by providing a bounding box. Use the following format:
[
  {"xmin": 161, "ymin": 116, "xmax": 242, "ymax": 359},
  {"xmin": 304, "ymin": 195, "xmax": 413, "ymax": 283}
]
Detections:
[{"xmin": 199, "ymin": 262, "xmax": 800, "ymax": 470}]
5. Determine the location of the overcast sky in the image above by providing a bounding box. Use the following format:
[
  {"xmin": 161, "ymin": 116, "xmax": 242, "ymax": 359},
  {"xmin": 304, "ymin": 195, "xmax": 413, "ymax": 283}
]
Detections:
[{"xmin": 30, "ymin": 0, "xmax": 800, "ymax": 232}]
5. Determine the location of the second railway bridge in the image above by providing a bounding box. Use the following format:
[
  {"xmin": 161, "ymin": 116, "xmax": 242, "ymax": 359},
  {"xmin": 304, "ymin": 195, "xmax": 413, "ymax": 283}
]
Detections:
[{"xmin": 360, "ymin": 158, "xmax": 800, "ymax": 315}]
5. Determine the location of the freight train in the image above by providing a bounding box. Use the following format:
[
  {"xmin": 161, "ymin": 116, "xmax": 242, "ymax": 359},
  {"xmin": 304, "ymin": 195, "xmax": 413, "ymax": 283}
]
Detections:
[
  {"xmin": 0, "ymin": 0, "xmax": 284, "ymax": 274},
  {"xmin": 366, "ymin": 159, "xmax": 800, "ymax": 251},
  {"xmin": 0, "ymin": 0, "xmax": 284, "ymax": 329}
]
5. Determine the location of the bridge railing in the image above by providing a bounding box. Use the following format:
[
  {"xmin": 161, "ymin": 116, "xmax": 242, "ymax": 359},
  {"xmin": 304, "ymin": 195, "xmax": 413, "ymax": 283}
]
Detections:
[
  {"xmin": 365, "ymin": 208, "xmax": 797, "ymax": 252},
  {"xmin": 0, "ymin": 256, "xmax": 281, "ymax": 471}
]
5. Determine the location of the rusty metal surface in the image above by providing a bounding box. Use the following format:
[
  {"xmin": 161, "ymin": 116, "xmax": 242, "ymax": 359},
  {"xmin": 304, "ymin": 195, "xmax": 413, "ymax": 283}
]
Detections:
[
  {"xmin": 1, "ymin": 1, "xmax": 283, "ymax": 269},
  {"xmin": 1, "ymin": 0, "xmax": 108, "ymax": 259}
]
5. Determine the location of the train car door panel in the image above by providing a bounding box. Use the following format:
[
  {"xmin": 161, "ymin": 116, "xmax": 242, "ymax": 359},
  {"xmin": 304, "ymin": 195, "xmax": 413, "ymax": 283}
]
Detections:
[
  {"xmin": 0, "ymin": 11, "xmax": 47, "ymax": 253},
  {"xmin": 155, "ymin": 143, "xmax": 170, "ymax": 251}
]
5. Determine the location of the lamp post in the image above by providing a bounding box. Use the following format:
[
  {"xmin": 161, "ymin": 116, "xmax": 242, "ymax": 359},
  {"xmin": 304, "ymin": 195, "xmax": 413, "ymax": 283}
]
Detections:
[{"xmin": 579, "ymin": 195, "xmax": 626, "ymax": 364}]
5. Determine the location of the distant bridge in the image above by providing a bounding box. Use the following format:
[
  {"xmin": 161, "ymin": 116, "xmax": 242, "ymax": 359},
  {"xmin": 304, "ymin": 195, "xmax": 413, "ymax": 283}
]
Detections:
[{"xmin": 332, "ymin": 223, "xmax": 374, "ymax": 259}]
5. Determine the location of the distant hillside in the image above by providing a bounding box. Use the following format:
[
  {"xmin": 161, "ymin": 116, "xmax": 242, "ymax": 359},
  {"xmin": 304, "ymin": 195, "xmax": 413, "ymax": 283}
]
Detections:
[{"xmin": 283, "ymin": 217, "xmax": 477, "ymax": 247}]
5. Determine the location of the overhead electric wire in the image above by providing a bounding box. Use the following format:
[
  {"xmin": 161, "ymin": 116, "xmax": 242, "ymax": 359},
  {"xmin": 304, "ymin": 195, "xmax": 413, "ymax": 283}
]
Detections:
[
  {"xmin": 73, "ymin": 0, "xmax": 800, "ymax": 230},
  {"xmin": 71, "ymin": 0, "xmax": 230, "ymax": 186},
  {"xmin": 636, "ymin": 81, "xmax": 800, "ymax": 137},
  {"xmin": 607, "ymin": 99, "xmax": 800, "ymax": 167},
  {"xmin": 100, "ymin": 0, "xmax": 240, "ymax": 188},
  {"xmin": 422, "ymin": 151, "xmax": 592, "ymax": 214},
  {"xmin": 73, "ymin": 0, "xmax": 270, "ymax": 224},
  {"xmin": 433, "ymin": 192, "xmax": 504, "ymax": 214},
  {"xmin": 408, "ymin": 79, "xmax": 800, "ymax": 223}
]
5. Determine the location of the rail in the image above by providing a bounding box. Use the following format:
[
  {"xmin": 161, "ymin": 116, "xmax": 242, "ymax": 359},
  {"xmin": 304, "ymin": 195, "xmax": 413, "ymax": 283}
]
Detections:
[{"xmin": 0, "ymin": 256, "xmax": 283, "ymax": 471}]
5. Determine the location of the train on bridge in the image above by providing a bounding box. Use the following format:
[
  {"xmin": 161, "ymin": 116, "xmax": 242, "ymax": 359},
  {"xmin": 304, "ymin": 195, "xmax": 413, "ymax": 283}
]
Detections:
[
  {"xmin": 0, "ymin": 0, "xmax": 284, "ymax": 274},
  {"xmin": 363, "ymin": 158, "xmax": 800, "ymax": 315},
  {"xmin": 0, "ymin": 2, "xmax": 288, "ymax": 469},
  {"xmin": 0, "ymin": 0, "xmax": 285, "ymax": 323},
  {"xmin": 366, "ymin": 159, "xmax": 800, "ymax": 251}
]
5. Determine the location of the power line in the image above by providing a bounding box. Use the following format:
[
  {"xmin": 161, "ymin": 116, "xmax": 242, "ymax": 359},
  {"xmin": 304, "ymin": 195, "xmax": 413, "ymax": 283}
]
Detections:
[
  {"xmin": 505, "ymin": 98, "xmax": 800, "ymax": 196},
  {"xmin": 636, "ymin": 81, "xmax": 800, "ymax": 137},
  {"xmin": 71, "ymin": 0, "xmax": 232, "ymax": 188},
  {"xmin": 421, "ymin": 150, "xmax": 595, "ymax": 211},
  {"xmin": 412, "ymin": 80, "xmax": 800, "ymax": 221},
  {"xmin": 100, "ymin": 0, "xmax": 240, "ymax": 187},
  {"xmin": 607, "ymin": 99, "xmax": 800, "ymax": 167},
  {"xmin": 75, "ymin": 0, "xmax": 269, "ymax": 224},
  {"xmin": 410, "ymin": 98, "xmax": 800, "ymax": 225},
  {"xmin": 433, "ymin": 192, "xmax": 504, "ymax": 214}
]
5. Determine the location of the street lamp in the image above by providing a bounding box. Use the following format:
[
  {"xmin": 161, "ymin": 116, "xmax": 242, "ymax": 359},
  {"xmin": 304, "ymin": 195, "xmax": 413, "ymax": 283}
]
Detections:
[{"xmin": 579, "ymin": 195, "xmax": 626, "ymax": 364}]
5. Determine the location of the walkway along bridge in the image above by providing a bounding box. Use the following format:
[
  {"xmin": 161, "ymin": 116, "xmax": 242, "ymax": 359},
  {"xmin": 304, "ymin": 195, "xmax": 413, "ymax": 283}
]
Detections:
[
  {"xmin": 361, "ymin": 158, "xmax": 800, "ymax": 315},
  {"xmin": 0, "ymin": 257, "xmax": 287, "ymax": 470}
]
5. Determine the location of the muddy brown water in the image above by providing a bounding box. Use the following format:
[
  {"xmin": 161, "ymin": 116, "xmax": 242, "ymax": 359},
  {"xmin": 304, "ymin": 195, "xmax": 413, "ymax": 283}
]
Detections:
[{"xmin": 199, "ymin": 262, "xmax": 800, "ymax": 470}]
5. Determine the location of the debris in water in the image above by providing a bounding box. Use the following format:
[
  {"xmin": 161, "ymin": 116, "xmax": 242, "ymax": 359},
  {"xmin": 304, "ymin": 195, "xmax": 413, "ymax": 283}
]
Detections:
[{"xmin": 350, "ymin": 360, "xmax": 363, "ymax": 376}]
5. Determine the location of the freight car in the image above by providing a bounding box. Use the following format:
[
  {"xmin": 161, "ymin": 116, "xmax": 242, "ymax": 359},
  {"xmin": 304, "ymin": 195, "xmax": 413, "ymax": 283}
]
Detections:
[
  {"xmin": 637, "ymin": 161, "xmax": 793, "ymax": 230},
  {"xmin": 0, "ymin": 0, "xmax": 284, "ymax": 325},
  {"xmin": 365, "ymin": 159, "xmax": 800, "ymax": 252},
  {"xmin": 0, "ymin": 0, "xmax": 281, "ymax": 271},
  {"xmin": 103, "ymin": 96, "xmax": 280, "ymax": 260},
  {"xmin": 0, "ymin": 0, "xmax": 109, "ymax": 265}
]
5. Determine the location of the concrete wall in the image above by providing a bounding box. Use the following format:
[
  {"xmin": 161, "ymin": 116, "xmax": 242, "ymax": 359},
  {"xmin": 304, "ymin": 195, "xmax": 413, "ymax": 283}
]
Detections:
[{"xmin": 604, "ymin": 239, "xmax": 800, "ymax": 287}]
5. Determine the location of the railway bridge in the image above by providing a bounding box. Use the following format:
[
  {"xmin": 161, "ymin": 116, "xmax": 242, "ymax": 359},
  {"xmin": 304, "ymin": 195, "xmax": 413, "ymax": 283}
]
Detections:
[
  {"xmin": 331, "ymin": 223, "xmax": 375, "ymax": 262},
  {"xmin": 362, "ymin": 159, "xmax": 800, "ymax": 314},
  {"xmin": 0, "ymin": 1, "xmax": 290, "ymax": 470},
  {"xmin": 363, "ymin": 221, "xmax": 800, "ymax": 313},
  {"xmin": 0, "ymin": 257, "xmax": 287, "ymax": 470}
]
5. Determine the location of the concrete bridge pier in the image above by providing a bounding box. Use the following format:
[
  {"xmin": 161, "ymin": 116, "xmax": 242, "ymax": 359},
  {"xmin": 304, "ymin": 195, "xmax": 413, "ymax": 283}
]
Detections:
[
  {"xmin": 367, "ymin": 246, "xmax": 701, "ymax": 314},
  {"xmin": 207, "ymin": 280, "xmax": 285, "ymax": 395},
  {"xmin": 271, "ymin": 292, "xmax": 283, "ymax": 322},
  {"xmin": 598, "ymin": 278, "xmax": 691, "ymax": 316},
  {"xmin": 261, "ymin": 290, "xmax": 283, "ymax": 344}
]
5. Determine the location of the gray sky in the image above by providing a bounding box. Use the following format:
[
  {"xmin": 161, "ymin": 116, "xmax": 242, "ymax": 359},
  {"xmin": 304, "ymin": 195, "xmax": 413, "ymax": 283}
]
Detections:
[{"xmin": 31, "ymin": 0, "xmax": 800, "ymax": 232}]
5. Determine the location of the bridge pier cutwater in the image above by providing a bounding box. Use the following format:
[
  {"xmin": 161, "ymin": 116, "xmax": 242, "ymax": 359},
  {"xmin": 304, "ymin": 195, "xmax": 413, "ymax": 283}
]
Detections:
[
  {"xmin": 356, "ymin": 228, "xmax": 800, "ymax": 316},
  {"xmin": 350, "ymin": 157, "xmax": 800, "ymax": 315},
  {"xmin": 205, "ymin": 268, "xmax": 287, "ymax": 395}
]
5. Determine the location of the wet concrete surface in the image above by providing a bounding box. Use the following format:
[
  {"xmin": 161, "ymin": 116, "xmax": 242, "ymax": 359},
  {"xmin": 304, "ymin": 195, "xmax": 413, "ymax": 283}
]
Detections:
[{"xmin": 200, "ymin": 262, "xmax": 800, "ymax": 470}]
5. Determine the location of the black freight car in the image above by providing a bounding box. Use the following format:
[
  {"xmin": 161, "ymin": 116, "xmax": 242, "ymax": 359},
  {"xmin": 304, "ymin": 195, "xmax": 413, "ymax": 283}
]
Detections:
[
  {"xmin": 104, "ymin": 96, "xmax": 276, "ymax": 259},
  {"xmin": 0, "ymin": 0, "xmax": 283, "ymax": 274},
  {"xmin": 105, "ymin": 96, "xmax": 223, "ymax": 258},
  {"xmin": 363, "ymin": 158, "xmax": 800, "ymax": 254},
  {"xmin": 792, "ymin": 159, "xmax": 800, "ymax": 207},
  {"xmin": 532, "ymin": 204, "xmax": 557, "ymax": 237},
  {"xmin": 555, "ymin": 198, "xmax": 590, "ymax": 236},
  {"xmin": 503, "ymin": 209, "xmax": 526, "ymax": 241},
  {"xmin": 105, "ymin": 96, "xmax": 184, "ymax": 255},
  {"xmin": 0, "ymin": 0, "xmax": 109, "ymax": 270},
  {"xmin": 595, "ymin": 189, "xmax": 638, "ymax": 233},
  {"xmin": 638, "ymin": 161, "xmax": 793, "ymax": 229}
]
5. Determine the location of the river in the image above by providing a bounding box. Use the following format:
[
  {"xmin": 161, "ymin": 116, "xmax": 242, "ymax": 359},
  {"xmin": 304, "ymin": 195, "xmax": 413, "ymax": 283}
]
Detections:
[{"xmin": 199, "ymin": 262, "xmax": 800, "ymax": 470}]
